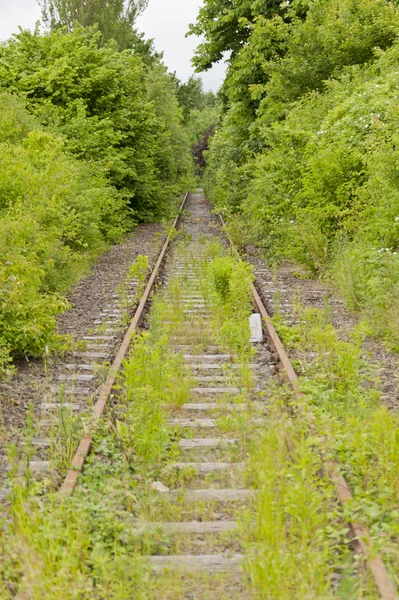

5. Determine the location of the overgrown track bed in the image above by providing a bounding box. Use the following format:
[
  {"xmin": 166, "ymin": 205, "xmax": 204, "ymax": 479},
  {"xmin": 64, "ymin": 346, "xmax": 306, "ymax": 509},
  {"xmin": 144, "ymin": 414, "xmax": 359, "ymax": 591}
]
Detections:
[
  {"xmin": 142, "ymin": 195, "xmax": 275, "ymax": 596},
  {"xmin": 2, "ymin": 193, "xmax": 398, "ymax": 599},
  {"xmin": 0, "ymin": 223, "xmax": 163, "ymax": 499}
]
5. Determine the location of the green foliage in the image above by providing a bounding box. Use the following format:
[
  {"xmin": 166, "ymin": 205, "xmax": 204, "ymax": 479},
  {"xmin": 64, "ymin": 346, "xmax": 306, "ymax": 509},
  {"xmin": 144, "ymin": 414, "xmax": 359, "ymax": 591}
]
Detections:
[
  {"xmin": 188, "ymin": 0, "xmax": 283, "ymax": 72},
  {"xmin": 285, "ymin": 306, "xmax": 399, "ymax": 577},
  {"xmin": 0, "ymin": 255, "xmax": 195, "ymax": 597},
  {"xmin": 0, "ymin": 215, "xmax": 70, "ymax": 357},
  {"xmin": 262, "ymin": 0, "xmax": 398, "ymax": 106},
  {"xmin": 332, "ymin": 242, "xmax": 399, "ymax": 348},
  {"xmin": 38, "ymin": 0, "xmax": 148, "ymax": 49},
  {"xmin": 0, "ymin": 276, "xmax": 195, "ymax": 596},
  {"xmin": 185, "ymin": 105, "xmax": 220, "ymax": 147},
  {"xmin": 146, "ymin": 64, "xmax": 194, "ymax": 195},
  {"xmin": 0, "ymin": 24, "xmax": 195, "ymax": 373},
  {"xmin": 129, "ymin": 255, "xmax": 149, "ymax": 293},
  {"xmin": 199, "ymin": 241, "xmax": 255, "ymax": 358},
  {"xmin": 209, "ymin": 256, "xmax": 234, "ymax": 301},
  {"xmin": 120, "ymin": 331, "xmax": 185, "ymax": 469},
  {"xmin": 246, "ymin": 304, "xmax": 399, "ymax": 596},
  {"xmin": 202, "ymin": 113, "xmax": 253, "ymax": 215},
  {"xmin": 176, "ymin": 75, "xmax": 216, "ymax": 122},
  {"xmin": 0, "ymin": 26, "xmax": 192, "ymax": 221},
  {"xmin": 245, "ymin": 407, "xmax": 345, "ymax": 598},
  {"xmin": 0, "ymin": 93, "xmax": 130, "ymax": 371},
  {"xmin": 173, "ymin": 75, "xmax": 220, "ymax": 174},
  {"xmin": 199, "ymin": 0, "xmax": 399, "ymax": 346},
  {"xmin": 0, "ymin": 486, "xmax": 150, "ymax": 598}
]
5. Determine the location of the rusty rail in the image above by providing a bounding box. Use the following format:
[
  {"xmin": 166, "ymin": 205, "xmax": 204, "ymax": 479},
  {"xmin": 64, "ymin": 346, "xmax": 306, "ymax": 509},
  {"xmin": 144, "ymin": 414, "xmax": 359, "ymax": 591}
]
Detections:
[
  {"xmin": 218, "ymin": 213, "xmax": 397, "ymax": 600},
  {"xmin": 60, "ymin": 193, "xmax": 188, "ymax": 496}
]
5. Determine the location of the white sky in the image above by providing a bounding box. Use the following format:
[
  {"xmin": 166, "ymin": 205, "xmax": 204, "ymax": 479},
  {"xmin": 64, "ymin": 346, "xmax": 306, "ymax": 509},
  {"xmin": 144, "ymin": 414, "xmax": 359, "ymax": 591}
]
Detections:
[
  {"xmin": 0, "ymin": 0, "xmax": 42, "ymax": 37},
  {"xmin": 0, "ymin": 0, "xmax": 226, "ymax": 91},
  {"xmin": 137, "ymin": 0, "xmax": 226, "ymax": 91}
]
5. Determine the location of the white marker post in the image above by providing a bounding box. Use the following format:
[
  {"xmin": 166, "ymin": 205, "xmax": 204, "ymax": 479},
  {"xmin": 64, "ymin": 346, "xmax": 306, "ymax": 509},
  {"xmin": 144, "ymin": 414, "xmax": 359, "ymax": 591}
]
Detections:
[{"xmin": 249, "ymin": 313, "xmax": 263, "ymax": 343}]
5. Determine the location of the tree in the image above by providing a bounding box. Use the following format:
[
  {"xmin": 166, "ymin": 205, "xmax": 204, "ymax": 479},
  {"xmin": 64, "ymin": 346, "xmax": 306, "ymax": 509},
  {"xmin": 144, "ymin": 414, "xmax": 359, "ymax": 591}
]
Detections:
[
  {"xmin": 202, "ymin": 0, "xmax": 399, "ymax": 275},
  {"xmin": 0, "ymin": 26, "xmax": 192, "ymax": 220},
  {"xmin": 187, "ymin": 0, "xmax": 283, "ymax": 72},
  {"xmin": 0, "ymin": 92, "xmax": 130, "ymax": 371},
  {"xmin": 38, "ymin": 0, "xmax": 148, "ymax": 49},
  {"xmin": 176, "ymin": 76, "xmax": 216, "ymax": 122}
]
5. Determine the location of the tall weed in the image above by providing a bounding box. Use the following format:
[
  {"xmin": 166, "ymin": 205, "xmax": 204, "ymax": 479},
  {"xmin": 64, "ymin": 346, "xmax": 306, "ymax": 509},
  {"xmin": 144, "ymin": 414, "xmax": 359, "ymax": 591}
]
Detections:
[{"xmin": 275, "ymin": 305, "xmax": 399, "ymax": 581}]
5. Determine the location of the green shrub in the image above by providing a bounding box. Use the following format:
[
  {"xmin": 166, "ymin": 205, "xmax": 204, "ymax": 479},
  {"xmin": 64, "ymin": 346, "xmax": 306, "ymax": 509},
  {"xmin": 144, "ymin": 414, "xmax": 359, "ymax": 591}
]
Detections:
[
  {"xmin": 0, "ymin": 26, "xmax": 193, "ymax": 221},
  {"xmin": 0, "ymin": 93, "xmax": 130, "ymax": 371},
  {"xmin": 202, "ymin": 0, "xmax": 399, "ymax": 346},
  {"xmin": 0, "ymin": 215, "xmax": 70, "ymax": 361},
  {"xmin": 0, "ymin": 24, "xmax": 194, "ymax": 373}
]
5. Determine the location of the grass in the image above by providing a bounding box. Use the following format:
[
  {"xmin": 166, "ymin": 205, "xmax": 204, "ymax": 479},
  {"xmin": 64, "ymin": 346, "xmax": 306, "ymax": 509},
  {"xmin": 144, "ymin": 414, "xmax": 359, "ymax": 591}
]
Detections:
[
  {"xmin": 201, "ymin": 242, "xmax": 389, "ymax": 596},
  {"xmin": 0, "ymin": 308, "xmax": 184, "ymax": 597},
  {"xmin": 242, "ymin": 384, "xmax": 374, "ymax": 599},
  {"xmin": 266, "ymin": 304, "xmax": 399, "ymax": 596}
]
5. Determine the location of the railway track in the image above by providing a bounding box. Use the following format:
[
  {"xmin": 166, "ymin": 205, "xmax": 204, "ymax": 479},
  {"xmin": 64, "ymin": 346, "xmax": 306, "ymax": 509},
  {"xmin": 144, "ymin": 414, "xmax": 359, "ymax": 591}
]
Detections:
[
  {"xmin": 2, "ymin": 191, "xmax": 398, "ymax": 598},
  {"xmin": 140, "ymin": 193, "xmax": 272, "ymax": 592}
]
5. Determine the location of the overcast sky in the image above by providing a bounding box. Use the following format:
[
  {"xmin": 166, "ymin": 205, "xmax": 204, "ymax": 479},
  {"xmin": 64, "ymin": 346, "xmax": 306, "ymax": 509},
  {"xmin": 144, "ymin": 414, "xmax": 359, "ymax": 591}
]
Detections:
[
  {"xmin": 137, "ymin": 0, "xmax": 226, "ymax": 91},
  {"xmin": 0, "ymin": 0, "xmax": 226, "ymax": 91}
]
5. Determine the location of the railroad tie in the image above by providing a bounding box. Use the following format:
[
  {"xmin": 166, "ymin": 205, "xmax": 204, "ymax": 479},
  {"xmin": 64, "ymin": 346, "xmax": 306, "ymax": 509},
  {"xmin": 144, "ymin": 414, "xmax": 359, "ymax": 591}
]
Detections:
[{"xmin": 139, "ymin": 242, "xmax": 264, "ymax": 583}]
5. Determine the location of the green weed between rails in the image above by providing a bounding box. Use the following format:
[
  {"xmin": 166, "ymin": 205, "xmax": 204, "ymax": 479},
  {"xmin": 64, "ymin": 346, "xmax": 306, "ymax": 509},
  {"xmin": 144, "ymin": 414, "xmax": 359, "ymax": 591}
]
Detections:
[
  {"xmin": 1, "ymin": 239, "xmax": 380, "ymax": 599},
  {"xmin": 198, "ymin": 240, "xmax": 255, "ymax": 364},
  {"xmin": 196, "ymin": 243, "xmax": 348, "ymax": 596},
  {"xmin": 269, "ymin": 305, "xmax": 399, "ymax": 596},
  {"xmin": 0, "ymin": 241, "xmax": 250, "ymax": 597}
]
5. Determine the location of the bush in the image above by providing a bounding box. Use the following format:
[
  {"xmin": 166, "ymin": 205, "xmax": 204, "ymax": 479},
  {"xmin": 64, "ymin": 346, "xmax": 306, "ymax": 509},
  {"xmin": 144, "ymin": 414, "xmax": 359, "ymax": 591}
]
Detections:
[
  {"xmin": 0, "ymin": 216, "xmax": 70, "ymax": 363},
  {"xmin": 0, "ymin": 24, "xmax": 195, "ymax": 373},
  {"xmin": 0, "ymin": 93, "xmax": 130, "ymax": 371}
]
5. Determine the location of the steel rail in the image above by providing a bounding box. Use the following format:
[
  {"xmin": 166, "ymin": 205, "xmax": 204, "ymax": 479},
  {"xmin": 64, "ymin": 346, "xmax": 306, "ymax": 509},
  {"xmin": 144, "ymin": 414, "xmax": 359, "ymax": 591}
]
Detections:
[
  {"xmin": 60, "ymin": 193, "xmax": 189, "ymax": 496},
  {"xmin": 218, "ymin": 213, "xmax": 397, "ymax": 600}
]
